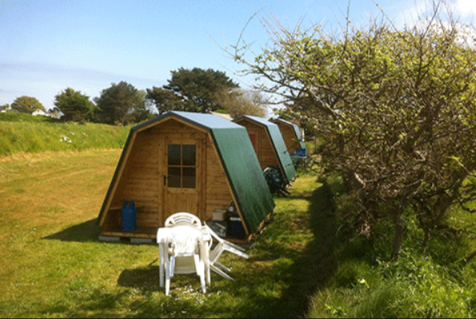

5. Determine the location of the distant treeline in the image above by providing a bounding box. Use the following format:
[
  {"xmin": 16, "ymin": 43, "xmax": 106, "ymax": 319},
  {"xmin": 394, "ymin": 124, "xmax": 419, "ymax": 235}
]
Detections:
[{"xmin": 0, "ymin": 67, "xmax": 268, "ymax": 126}]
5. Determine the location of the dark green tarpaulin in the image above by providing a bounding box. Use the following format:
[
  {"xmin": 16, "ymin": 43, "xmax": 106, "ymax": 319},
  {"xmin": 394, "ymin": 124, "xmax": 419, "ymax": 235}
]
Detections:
[{"xmin": 211, "ymin": 128, "xmax": 275, "ymax": 233}]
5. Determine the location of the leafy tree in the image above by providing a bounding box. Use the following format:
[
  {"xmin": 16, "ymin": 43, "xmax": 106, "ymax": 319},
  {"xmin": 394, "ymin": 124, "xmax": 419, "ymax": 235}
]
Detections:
[
  {"xmin": 53, "ymin": 88, "xmax": 97, "ymax": 122},
  {"xmin": 47, "ymin": 108, "xmax": 61, "ymax": 119},
  {"xmin": 215, "ymin": 88, "xmax": 268, "ymax": 118},
  {"xmin": 131, "ymin": 90, "xmax": 157, "ymax": 123},
  {"xmin": 146, "ymin": 86, "xmax": 184, "ymax": 115},
  {"xmin": 231, "ymin": 1, "xmax": 476, "ymax": 260},
  {"xmin": 11, "ymin": 96, "xmax": 45, "ymax": 114},
  {"xmin": 146, "ymin": 67, "xmax": 239, "ymax": 113},
  {"xmin": 94, "ymin": 81, "xmax": 145, "ymax": 125}
]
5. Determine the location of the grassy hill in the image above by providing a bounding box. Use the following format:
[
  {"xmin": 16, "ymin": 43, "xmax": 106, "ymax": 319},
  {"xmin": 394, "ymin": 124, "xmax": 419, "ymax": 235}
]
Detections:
[{"xmin": 0, "ymin": 112, "xmax": 130, "ymax": 157}]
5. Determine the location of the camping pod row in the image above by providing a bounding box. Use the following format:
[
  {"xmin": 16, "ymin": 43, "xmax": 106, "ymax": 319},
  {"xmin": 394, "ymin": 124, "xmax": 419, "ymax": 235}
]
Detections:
[{"xmin": 97, "ymin": 111, "xmax": 275, "ymax": 243}]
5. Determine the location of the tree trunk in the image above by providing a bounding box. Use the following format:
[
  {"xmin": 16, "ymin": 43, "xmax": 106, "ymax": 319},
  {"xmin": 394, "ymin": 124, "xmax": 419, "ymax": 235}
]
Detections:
[
  {"xmin": 391, "ymin": 212, "xmax": 406, "ymax": 261},
  {"xmin": 422, "ymin": 228, "xmax": 431, "ymax": 254}
]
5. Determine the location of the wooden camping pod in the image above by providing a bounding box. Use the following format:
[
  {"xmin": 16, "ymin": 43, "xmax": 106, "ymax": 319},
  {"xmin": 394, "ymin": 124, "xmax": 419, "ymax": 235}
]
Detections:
[
  {"xmin": 272, "ymin": 118, "xmax": 306, "ymax": 157},
  {"xmin": 97, "ymin": 112, "xmax": 275, "ymax": 243},
  {"xmin": 232, "ymin": 115, "xmax": 296, "ymax": 184}
]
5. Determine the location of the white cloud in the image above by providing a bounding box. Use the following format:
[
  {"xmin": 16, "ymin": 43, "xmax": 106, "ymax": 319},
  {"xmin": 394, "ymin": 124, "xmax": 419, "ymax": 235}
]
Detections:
[
  {"xmin": 452, "ymin": 0, "xmax": 476, "ymax": 18},
  {"xmin": 393, "ymin": 0, "xmax": 432, "ymax": 27},
  {"xmin": 391, "ymin": 0, "xmax": 476, "ymax": 29}
]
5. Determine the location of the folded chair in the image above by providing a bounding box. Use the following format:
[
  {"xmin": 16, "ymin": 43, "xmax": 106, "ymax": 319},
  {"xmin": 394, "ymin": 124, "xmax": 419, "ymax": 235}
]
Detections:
[{"xmin": 204, "ymin": 224, "xmax": 249, "ymax": 280}]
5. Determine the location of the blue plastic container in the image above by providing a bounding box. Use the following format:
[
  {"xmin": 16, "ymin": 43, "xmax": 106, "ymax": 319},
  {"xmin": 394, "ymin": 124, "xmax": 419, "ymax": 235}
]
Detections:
[
  {"xmin": 294, "ymin": 148, "xmax": 307, "ymax": 157},
  {"xmin": 229, "ymin": 214, "xmax": 245, "ymax": 237},
  {"xmin": 121, "ymin": 201, "xmax": 137, "ymax": 231}
]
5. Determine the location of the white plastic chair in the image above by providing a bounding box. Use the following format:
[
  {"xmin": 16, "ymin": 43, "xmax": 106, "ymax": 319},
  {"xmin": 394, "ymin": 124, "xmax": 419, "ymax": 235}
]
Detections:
[
  {"xmin": 160, "ymin": 212, "xmax": 208, "ymax": 295},
  {"xmin": 165, "ymin": 212, "xmax": 201, "ymax": 228},
  {"xmin": 204, "ymin": 224, "xmax": 249, "ymax": 281},
  {"xmin": 162, "ymin": 225, "xmax": 207, "ymax": 295}
]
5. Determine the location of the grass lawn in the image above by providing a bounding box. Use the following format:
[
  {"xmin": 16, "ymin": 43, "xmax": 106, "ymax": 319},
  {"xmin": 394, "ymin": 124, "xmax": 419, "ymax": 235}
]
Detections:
[{"xmin": 0, "ymin": 150, "xmax": 332, "ymax": 318}]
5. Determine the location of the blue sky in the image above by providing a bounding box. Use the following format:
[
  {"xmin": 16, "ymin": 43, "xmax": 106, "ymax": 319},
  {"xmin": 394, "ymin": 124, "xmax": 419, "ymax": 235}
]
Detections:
[{"xmin": 1, "ymin": 0, "xmax": 475, "ymax": 112}]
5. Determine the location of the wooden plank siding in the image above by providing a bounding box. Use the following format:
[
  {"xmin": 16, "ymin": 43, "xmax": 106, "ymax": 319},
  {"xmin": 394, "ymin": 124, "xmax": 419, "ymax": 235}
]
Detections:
[
  {"xmin": 101, "ymin": 117, "xmax": 234, "ymax": 234},
  {"xmin": 205, "ymin": 135, "xmax": 233, "ymax": 217},
  {"xmin": 233, "ymin": 118, "xmax": 280, "ymax": 170},
  {"xmin": 275, "ymin": 122, "xmax": 299, "ymax": 155},
  {"xmin": 102, "ymin": 129, "xmax": 161, "ymax": 231}
]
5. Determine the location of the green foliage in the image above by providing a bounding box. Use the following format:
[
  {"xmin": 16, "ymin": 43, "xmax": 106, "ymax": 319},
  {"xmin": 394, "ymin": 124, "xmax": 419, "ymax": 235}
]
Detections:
[
  {"xmin": 54, "ymin": 87, "xmax": 98, "ymax": 122},
  {"xmin": 11, "ymin": 95, "xmax": 45, "ymax": 114},
  {"xmin": 0, "ymin": 114, "xmax": 130, "ymax": 156},
  {"xmin": 94, "ymin": 81, "xmax": 146, "ymax": 125},
  {"xmin": 213, "ymin": 109, "xmax": 230, "ymax": 114},
  {"xmin": 232, "ymin": 1, "xmax": 476, "ymax": 258},
  {"xmin": 145, "ymin": 86, "xmax": 184, "ymax": 115},
  {"xmin": 310, "ymin": 184, "xmax": 476, "ymax": 318},
  {"xmin": 0, "ymin": 103, "xmax": 10, "ymax": 111},
  {"xmin": 131, "ymin": 89, "xmax": 157, "ymax": 123},
  {"xmin": 146, "ymin": 67, "xmax": 239, "ymax": 114},
  {"xmin": 215, "ymin": 88, "xmax": 268, "ymax": 118},
  {"xmin": 0, "ymin": 112, "xmax": 59, "ymax": 123}
]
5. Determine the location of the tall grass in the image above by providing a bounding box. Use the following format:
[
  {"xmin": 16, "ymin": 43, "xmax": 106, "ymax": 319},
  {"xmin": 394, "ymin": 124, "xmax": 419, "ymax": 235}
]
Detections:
[
  {"xmin": 0, "ymin": 113, "xmax": 130, "ymax": 156},
  {"xmin": 308, "ymin": 177, "xmax": 476, "ymax": 318},
  {"xmin": 0, "ymin": 112, "xmax": 60, "ymax": 123}
]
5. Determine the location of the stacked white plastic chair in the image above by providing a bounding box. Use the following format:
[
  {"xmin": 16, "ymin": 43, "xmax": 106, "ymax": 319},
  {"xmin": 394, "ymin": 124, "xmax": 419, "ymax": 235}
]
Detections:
[
  {"xmin": 162, "ymin": 212, "xmax": 206, "ymax": 295},
  {"xmin": 165, "ymin": 212, "xmax": 201, "ymax": 228},
  {"xmin": 159, "ymin": 212, "xmax": 250, "ymax": 295}
]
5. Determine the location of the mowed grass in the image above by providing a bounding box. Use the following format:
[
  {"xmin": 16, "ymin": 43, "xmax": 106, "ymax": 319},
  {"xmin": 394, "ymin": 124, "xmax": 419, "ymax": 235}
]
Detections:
[{"xmin": 0, "ymin": 150, "xmax": 331, "ymax": 318}]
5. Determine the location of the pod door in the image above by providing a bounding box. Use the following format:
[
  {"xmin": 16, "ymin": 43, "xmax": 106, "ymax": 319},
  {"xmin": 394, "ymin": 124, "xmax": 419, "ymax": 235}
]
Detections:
[{"xmin": 164, "ymin": 139, "xmax": 202, "ymax": 219}]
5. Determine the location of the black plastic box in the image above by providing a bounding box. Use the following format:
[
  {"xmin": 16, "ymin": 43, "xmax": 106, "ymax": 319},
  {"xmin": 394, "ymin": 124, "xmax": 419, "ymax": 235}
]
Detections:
[{"xmin": 229, "ymin": 214, "xmax": 245, "ymax": 237}]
